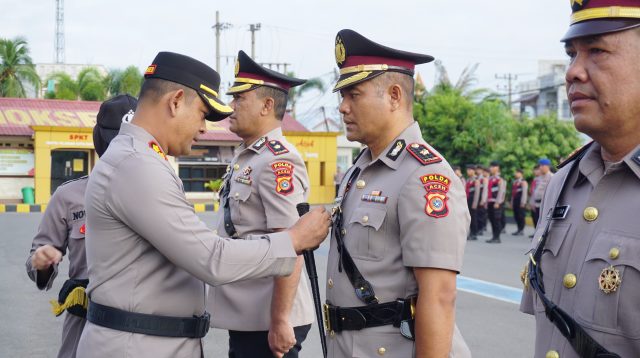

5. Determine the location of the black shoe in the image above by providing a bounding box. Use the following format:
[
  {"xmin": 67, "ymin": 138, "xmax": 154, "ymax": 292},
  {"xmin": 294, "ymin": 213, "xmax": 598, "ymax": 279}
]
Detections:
[
  {"xmin": 528, "ymin": 234, "xmax": 534, "ymax": 238},
  {"xmin": 485, "ymin": 238, "xmax": 501, "ymax": 243},
  {"xmin": 512, "ymin": 230, "xmax": 524, "ymax": 236},
  {"xmin": 501, "ymin": 228, "xmax": 506, "ymax": 234},
  {"xmin": 467, "ymin": 235, "xmax": 477, "ymax": 241}
]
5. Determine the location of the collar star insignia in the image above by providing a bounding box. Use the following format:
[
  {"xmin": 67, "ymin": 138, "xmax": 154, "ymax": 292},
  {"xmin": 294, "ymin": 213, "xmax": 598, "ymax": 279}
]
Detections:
[{"xmin": 386, "ymin": 139, "xmax": 406, "ymax": 161}]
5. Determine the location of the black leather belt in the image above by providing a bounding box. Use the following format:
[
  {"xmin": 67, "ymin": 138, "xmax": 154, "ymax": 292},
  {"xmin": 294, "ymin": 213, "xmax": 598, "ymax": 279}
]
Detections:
[
  {"xmin": 87, "ymin": 301, "xmax": 210, "ymax": 338},
  {"xmin": 324, "ymin": 299, "xmax": 412, "ymax": 333}
]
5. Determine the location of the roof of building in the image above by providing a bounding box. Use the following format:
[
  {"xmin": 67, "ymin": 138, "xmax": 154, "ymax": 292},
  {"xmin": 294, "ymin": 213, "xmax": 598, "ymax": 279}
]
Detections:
[{"xmin": 0, "ymin": 98, "xmax": 307, "ymax": 139}]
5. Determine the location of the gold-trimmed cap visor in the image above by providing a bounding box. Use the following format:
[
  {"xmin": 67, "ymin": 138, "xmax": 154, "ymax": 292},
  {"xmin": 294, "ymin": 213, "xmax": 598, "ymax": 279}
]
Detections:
[
  {"xmin": 198, "ymin": 84, "xmax": 233, "ymax": 122},
  {"xmin": 562, "ymin": 3, "xmax": 640, "ymax": 41}
]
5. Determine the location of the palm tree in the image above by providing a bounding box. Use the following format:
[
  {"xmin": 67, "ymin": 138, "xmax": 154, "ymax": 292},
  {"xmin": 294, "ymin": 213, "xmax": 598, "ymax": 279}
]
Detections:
[
  {"xmin": 433, "ymin": 61, "xmax": 493, "ymax": 102},
  {"xmin": 77, "ymin": 67, "xmax": 106, "ymax": 101},
  {"xmin": 0, "ymin": 37, "xmax": 41, "ymax": 98},
  {"xmin": 105, "ymin": 66, "xmax": 142, "ymax": 97},
  {"xmin": 287, "ymin": 73, "xmax": 325, "ymax": 118},
  {"xmin": 45, "ymin": 72, "xmax": 78, "ymax": 100}
]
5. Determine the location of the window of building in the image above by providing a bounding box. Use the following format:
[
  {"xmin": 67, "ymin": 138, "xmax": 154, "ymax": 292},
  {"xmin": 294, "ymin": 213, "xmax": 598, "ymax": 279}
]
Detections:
[
  {"xmin": 179, "ymin": 165, "xmax": 227, "ymax": 192},
  {"xmin": 320, "ymin": 161, "xmax": 326, "ymax": 186}
]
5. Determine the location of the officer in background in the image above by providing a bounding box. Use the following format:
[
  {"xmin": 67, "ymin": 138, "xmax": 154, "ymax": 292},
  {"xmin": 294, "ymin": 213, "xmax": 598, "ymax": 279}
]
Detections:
[
  {"xmin": 77, "ymin": 52, "xmax": 330, "ymax": 358},
  {"xmin": 326, "ymin": 29, "xmax": 470, "ymax": 357},
  {"xmin": 510, "ymin": 168, "xmax": 528, "ymax": 236},
  {"xmin": 477, "ymin": 165, "xmax": 489, "ymax": 236},
  {"xmin": 521, "ymin": 1, "xmax": 640, "ymax": 356},
  {"xmin": 486, "ymin": 161, "xmax": 505, "ymax": 243},
  {"xmin": 454, "ymin": 165, "xmax": 466, "ymax": 188},
  {"xmin": 528, "ymin": 164, "xmax": 541, "ymax": 236},
  {"xmin": 465, "ymin": 164, "xmax": 480, "ymax": 241},
  {"xmin": 207, "ymin": 50, "xmax": 314, "ymax": 358},
  {"xmin": 530, "ymin": 158, "xmax": 553, "ymax": 227},
  {"xmin": 26, "ymin": 94, "xmax": 137, "ymax": 358}
]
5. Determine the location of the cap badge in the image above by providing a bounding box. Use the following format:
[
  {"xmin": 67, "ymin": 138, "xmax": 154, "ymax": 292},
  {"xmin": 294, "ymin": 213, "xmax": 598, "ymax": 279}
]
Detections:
[
  {"xmin": 335, "ymin": 36, "xmax": 346, "ymax": 66},
  {"xmin": 144, "ymin": 65, "xmax": 157, "ymax": 75},
  {"xmin": 570, "ymin": 0, "xmax": 587, "ymax": 11},
  {"xmin": 235, "ymin": 59, "xmax": 240, "ymax": 76},
  {"xmin": 121, "ymin": 110, "xmax": 135, "ymax": 123}
]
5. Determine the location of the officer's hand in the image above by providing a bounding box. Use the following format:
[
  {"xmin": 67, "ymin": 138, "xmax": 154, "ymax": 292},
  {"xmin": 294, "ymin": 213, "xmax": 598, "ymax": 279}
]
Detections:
[
  {"xmin": 289, "ymin": 207, "xmax": 331, "ymax": 254},
  {"xmin": 494, "ymin": 203, "xmax": 500, "ymax": 209},
  {"xmin": 31, "ymin": 245, "xmax": 62, "ymax": 271},
  {"xmin": 268, "ymin": 320, "xmax": 296, "ymax": 357}
]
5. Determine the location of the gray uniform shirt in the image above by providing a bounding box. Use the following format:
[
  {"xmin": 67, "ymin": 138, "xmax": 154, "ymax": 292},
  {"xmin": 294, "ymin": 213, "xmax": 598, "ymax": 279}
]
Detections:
[
  {"xmin": 326, "ymin": 122, "xmax": 470, "ymax": 358},
  {"xmin": 76, "ymin": 123, "xmax": 298, "ymax": 358},
  {"xmin": 520, "ymin": 143, "xmax": 640, "ymax": 358},
  {"xmin": 532, "ymin": 172, "xmax": 554, "ymax": 208},
  {"xmin": 26, "ymin": 177, "xmax": 88, "ymax": 358},
  {"xmin": 208, "ymin": 127, "xmax": 314, "ymax": 331}
]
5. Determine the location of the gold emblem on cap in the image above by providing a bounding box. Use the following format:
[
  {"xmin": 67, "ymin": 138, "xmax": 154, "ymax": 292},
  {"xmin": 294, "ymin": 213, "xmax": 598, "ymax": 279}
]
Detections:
[
  {"xmin": 599, "ymin": 265, "xmax": 621, "ymax": 294},
  {"xmin": 570, "ymin": 0, "xmax": 583, "ymax": 7},
  {"xmin": 609, "ymin": 247, "xmax": 620, "ymax": 260},
  {"xmin": 583, "ymin": 207, "xmax": 598, "ymax": 221},
  {"xmin": 563, "ymin": 273, "xmax": 577, "ymax": 289},
  {"xmin": 234, "ymin": 59, "xmax": 240, "ymax": 76},
  {"xmin": 335, "ymin": 36, "xmax": 346, "ymax": 66},
  {"xmin": 356, "ymin": 179, "xmax": 366, "ymax": 189}
]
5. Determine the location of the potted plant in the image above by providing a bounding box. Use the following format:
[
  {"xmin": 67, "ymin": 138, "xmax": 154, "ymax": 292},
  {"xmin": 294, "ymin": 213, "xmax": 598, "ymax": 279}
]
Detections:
[{"xmin": 204, "ymin": 179, "xmax": 223, "ymax": 203}]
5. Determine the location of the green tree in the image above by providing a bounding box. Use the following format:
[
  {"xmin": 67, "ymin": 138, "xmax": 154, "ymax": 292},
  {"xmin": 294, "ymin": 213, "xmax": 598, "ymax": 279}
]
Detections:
[
  {"xmin": 105, "ymin": 66, "xmax": 142, "ymax": 97},
  {"xmin": 0, "ymin": 37, "xmax": 41, "ymax": 98},
  {"xmin": 45, "ymin": 72, "xmax": 78, "ymax": 100},
  {"xmin": 77, "ymin": 67, "xmax": 106, "ymax": 101}
]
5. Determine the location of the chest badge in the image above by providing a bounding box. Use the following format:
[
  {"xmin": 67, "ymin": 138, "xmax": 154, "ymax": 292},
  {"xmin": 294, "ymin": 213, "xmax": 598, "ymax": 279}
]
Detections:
[
  {"xmin": 361, "ymin": 190, "xmax": 388, "ymax": 204},
  {"xmin": 598, "ymin": 265, "xmax": 621, "ymax": 294}
]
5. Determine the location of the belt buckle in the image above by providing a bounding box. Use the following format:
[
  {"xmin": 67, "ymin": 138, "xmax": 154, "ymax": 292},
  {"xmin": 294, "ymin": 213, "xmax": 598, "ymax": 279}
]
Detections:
[
  {"xmin": 194, "ymin": 312, "xmax": 211, "ymax": 338},
  {"xmin": 323, "ymin": 304, "xmax": 334, "ymax": 336}
]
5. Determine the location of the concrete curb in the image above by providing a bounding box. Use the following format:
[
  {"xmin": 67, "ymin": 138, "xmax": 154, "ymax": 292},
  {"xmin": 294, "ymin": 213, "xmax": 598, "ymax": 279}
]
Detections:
[{"xmin": 0, "ymin": 203, "xmax": 219, "ymax": 213}]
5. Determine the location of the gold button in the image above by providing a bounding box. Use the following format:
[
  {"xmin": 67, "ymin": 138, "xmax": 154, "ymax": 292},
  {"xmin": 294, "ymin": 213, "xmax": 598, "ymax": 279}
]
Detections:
[
  {"xmin": 609, "ymin": 247, "xmax": 620, "ymax": 260},
  {"xmin": 583, "ymin": 207, "xmax": 598, "ymax": 221},
  {"xmin": 328, "ymin": 278, "xmax": 334, "ymax": 289},
  {"xmin": 563, "ymin": 273, "xmax": 577, "ymax": 289},
  {"xmin": 377, "ymin": 347, "xmax": 386, "ymax": 355},
  {"xmin": 546, "ymin": 350, "xmax": 559, "ymax": 358},
  {"xmin": 234, "ymin": 192, "xmax": 239, "ymax": 199},
  {"xmin": 356, "ymin": 179, "xmax": 366, "ymax": 189},
  {"xmin": 233, "ymin": 164, "xmax": 240, "ymax": 170},
  {"xmin": 362, "ymin": 215, "xmax": 369, "ymax": 223}
]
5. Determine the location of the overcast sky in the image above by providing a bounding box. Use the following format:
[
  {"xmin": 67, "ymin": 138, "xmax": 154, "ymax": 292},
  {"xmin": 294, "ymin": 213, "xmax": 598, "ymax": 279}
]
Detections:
[{"xmin": 2, "ymin": 0, "xmax": 572, "ymax": 126}]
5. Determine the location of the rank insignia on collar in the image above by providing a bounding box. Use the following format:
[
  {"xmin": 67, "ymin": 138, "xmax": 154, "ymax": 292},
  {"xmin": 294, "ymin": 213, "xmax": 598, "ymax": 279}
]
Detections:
[
  {"xmin": 361, "ymin": 191, "xmax": 388, "ymax": 204},
  {"xmin": 420, "ymin": 173, "xmax": 451, "ymax": 218},
  {"xmin": 551, "ymin": 205, "xmax": 570, "ymax": 220},
  {"xmin": 407, "ymin": 143, "xmax": 442, "ymax": 165},
  {"xmin": 148, "ymin": 141, "xmax": 168, "ymax": 161},
  {"xmin": 386, "ymin": 139, "xmax": 406, "ymax": 161},
  {"xmin": 272, "ymin": 161, "xmax": 295, "ymax": 195},
  {"xmin": 267, "ymin": 140, "xmax": 289, "ymax": 156},
  {"xmin": 253, "ymin": 137, "xmax": 267, "ymax": 150}
]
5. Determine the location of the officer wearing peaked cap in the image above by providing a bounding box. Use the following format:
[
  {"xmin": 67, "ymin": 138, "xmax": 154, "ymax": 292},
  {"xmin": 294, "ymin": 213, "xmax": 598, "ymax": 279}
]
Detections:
[
  {"xmin": 26, "ymin": 94, "xmax": 137, "ymax": 358},
  {"xmin": 76, "ymin": 51, "xmax": 331, "ymax": 358},
  {"xmin": 520, "ymin": 1, "xmax": 640, "ymax": 357},
  {"xmin": 326, "ymin": 29, "xmax": 470, "ymax": 357},
  {"xmin": 207, "ymin": 50, "xmax": 314, "ymax": 358}
]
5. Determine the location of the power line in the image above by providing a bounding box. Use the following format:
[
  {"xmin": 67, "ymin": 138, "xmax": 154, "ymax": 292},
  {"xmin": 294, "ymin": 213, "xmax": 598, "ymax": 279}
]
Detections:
[{"xmin": 212, "ymin": 11, "xmax": 232, "ymax": 73}]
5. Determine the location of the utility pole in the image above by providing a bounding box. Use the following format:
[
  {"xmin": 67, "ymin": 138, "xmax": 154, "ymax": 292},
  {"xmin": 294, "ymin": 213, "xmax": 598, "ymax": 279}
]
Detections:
[
  {"xmin": 249, "ymin": 23, "xmax": 261, "ymax": 59},
  {"xmin": 495, "ymin": 73, "xmax": 518, "ymax": 109},
  {"xmin": 212, "ymin": 11, "xmax": 232, "ymax": 73},
  {"xmin": 54, "ymin": 0, "xmax": 65, "ymax": 63}
]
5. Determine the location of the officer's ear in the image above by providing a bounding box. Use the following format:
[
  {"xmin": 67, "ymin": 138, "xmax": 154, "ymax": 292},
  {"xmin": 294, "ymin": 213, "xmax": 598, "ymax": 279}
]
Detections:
[
  {"xmin": 261, "ymin": 96, "xmax": 275, "ymax": 116},
  {"xmin": 388, "ymin": 84, "xmax": 403, "ymax": 111},
  {"xmin": 168, "ymin": 89, "xmax": 186, "ymax": 118}
]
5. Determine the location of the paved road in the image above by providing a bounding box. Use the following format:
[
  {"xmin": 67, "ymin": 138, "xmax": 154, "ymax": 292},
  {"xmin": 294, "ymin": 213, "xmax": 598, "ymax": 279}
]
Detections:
[{"xmin": 1, "ymin": 212, "xmax": 535, "ymax": 358}]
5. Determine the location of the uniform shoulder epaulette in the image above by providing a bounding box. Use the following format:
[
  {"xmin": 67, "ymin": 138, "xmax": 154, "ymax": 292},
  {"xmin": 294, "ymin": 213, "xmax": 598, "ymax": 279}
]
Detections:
[
  {"xmin": 557, "ymin": 141, "xmax": 594, "ymax": 169},
  {"xmin": 58, "ymin": 175, "xmax": 89, "ymax": 188},
  {"xmin": 406, "ymin": 143, "xmax": 442, "ymax": 165},
  {"xmin": 267, "ymin": 139, "xmax": 289, "ymax": 156}
]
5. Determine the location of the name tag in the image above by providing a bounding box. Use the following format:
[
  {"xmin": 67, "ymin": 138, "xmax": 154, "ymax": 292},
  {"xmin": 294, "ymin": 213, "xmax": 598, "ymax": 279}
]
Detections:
[{"xmin": 551, "ymin": 205, "xmax": 570, "ymax": 220}]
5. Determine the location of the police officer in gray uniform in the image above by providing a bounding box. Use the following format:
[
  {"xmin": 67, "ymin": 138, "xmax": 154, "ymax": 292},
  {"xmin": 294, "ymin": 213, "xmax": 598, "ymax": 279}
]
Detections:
[
  {"xmin": 76, "ymin": 52, "xmax": 330, "ymax": 358},
  {"xmin": 521, "ymin": 1, "xmax": 640, "ymax": 357},
  {"xmin": 26, "ymin": 94, "xmax": 137, "ymax": 358},
  {"xmin": 208, "ymin": 50, "xmax": 314, "ymax": 358},
  {"xmin": 325, "ymin": 29, "xmax": 470, "ymax": 358}
]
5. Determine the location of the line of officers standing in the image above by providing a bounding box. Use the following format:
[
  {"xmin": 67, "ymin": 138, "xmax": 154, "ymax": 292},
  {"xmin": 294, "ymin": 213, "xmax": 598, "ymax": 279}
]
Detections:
[
  {"xmin": 23, "ymin": 1, "xmax": 640, "ymax": 356},
  {"xmin": 456, "ymin": 159, "xmax": 554, "ymax": 243}
]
